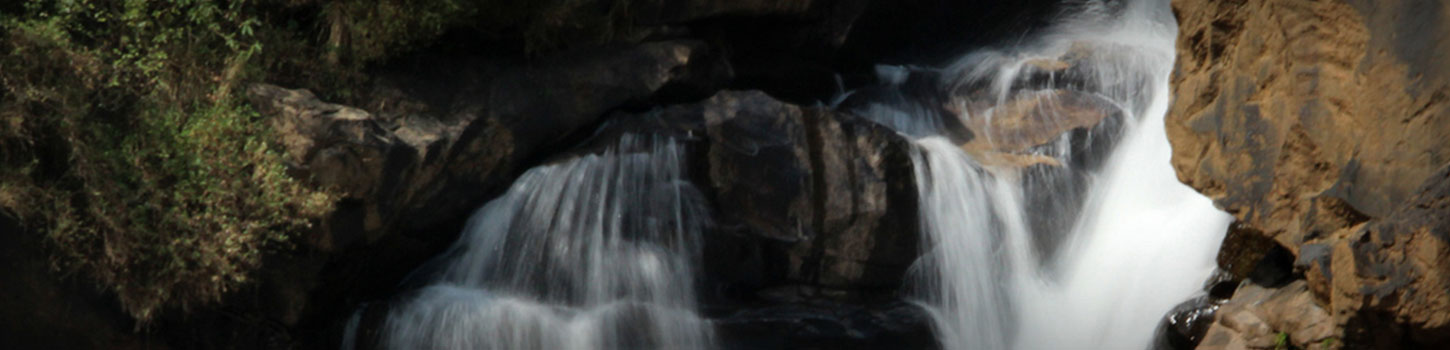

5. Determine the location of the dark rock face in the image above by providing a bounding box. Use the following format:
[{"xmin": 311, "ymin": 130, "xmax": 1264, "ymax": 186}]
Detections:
[
  {"xmin": 1153, "ymin": 295, "xmax": 1221, "ymax": 350},
  {"xmin": 224, "ymin": 40, "xmax": 733, "ymax": 349},
  {"xmin": 0, "ymin": 215, "xmax": 151, "ymax": 350},
  {"xmin": 713, "ymin": 301, "xmax": 937, "ymax": 350},
  {"xmin": 554, "ymin": 91, "xmax": 929, "ymax": 347},
  {"xmin": 839, "ymin": 0, "xmax": 1062, "ymax": 69},
  {"xmin": 692, "ymin": 91, "xmax": 920, "ymax": 298},
  {"xmin": 700, "ymin": 91, "xmax": 815, "ymax": 242},
  {"xmin": 1333, "ymin": 165, "xmax": 1450, "ymax": 347},
  {"xmin": 1169, "ymin": 0, "xmax": 1450, "ymax": 348},
  {"xmin": 340, "ymin": 90, "xmax": 929, "ymax": 350},
  {"xmin": 260, "ymin": 83, "xmax": 931, "ymax": 348},
  {"xmin": 835, "ymin": 56, "xmax": 1130, "ymax": 262},
  {"xmin": 0, "ymin": 0, "xmax": 1111, "ymax": 348},
  {"xmin": 247, "ymin": 40, "xmax": 729, "ymax": 244}
]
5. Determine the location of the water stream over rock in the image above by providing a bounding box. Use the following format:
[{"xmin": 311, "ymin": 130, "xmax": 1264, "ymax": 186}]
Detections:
[
  {"xmin": 847, "ymin": 1, "xmax": 1232, "ymax": 349},
  {"xmin": 356, "ymin": 1, "xmax": 1230, "ymax": 349},
  {"xmin": 377, "ymin": 134, "xmax": 714, "ymax": 349}
]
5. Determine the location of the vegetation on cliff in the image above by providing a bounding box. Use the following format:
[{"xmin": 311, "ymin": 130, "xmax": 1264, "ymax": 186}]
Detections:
[
  {"xmin": 0, "ymin": 0, "xmax": 525, "ymax": 322},
  {"xmin": 0, "ymin": 0, "xmax": 345, "ymax": 321},
  {"xmin": 0, "ymin": 0, "xmax": 689, "ymax": 325}
]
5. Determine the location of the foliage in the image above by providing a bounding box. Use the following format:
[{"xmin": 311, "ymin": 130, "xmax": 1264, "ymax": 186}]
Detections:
[
  {"xmin": 0, "ymin": 0, "xmax": 637, "ymax": 324},
  {"xmin": 1273, "ymin": 331, "xmax": 1305, "ymax": 350},
  {"xmin": 323, "ymin": 0, "xmax": 478, "ymax": 64},
  {"xmin": 318, "ymin": 0, "xmax": 635, "ymax": 68},
  {"xmin": 0, "ymin": 0, "xmax": 331, "ymax": 321}
]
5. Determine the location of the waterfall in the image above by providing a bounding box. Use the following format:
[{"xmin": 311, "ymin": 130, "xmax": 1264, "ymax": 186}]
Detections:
[
  {"xmin": 364, "ymin": 1, "xmax": 1229, "ymax": 349},
  {"xmin": 852, "ymin": 0, "xmax": 1232, "ymax": 349},
  {"xmin": 378, "ymin": 134, "xmax": 714, "ymax": 350}
]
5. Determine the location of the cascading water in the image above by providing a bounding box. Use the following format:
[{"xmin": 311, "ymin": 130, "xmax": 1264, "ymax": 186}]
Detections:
[
  {"xmin": 377, "ymin": 134, "xmax": 714, "ymax": 349},
  {"xmin": 362, "ymin": 1, "xmax": 1229, "ymax": 349},
  {"xmin": 850, "ymin": 0, "xmax": 1232, "ymax": 349}
]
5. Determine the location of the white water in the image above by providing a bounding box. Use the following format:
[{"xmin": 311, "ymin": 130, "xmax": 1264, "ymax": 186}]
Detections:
[
  {"xmin": 857, "ymin": 0, "xmax": 1232, "ymax": 349},
  {"xmin": 365, "ymin": 1, "xmax": 1230, "ymax": 349},
  {"xmin": 379, "ymin": 134, "xmax": 713, "ymax": 350}
]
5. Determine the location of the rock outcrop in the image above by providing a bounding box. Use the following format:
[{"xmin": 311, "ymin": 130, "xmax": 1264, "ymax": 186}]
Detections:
[
  {"xmin": 11, "ymin": 0, "xmax": 1043, "ymax": 345},
  {"xmin": 1196, "ymin": 281, "xmax": 1336, "ymax": 350},
  {"xmin": 336, "ymin": 89, "xmax": 933, "ymax": 349},
  {"xmin": 249, "ymin": 40, "xmax": 728, "ymax": 244},
  {"xmin": 690, "ymin": 91, "xmax": 921, "ymax": 299},
  {"xmin": 1168, "ymin": 0, "xmax": 1450, "ymax": 348},
  {"xmin": 650, "ymin": 90, "xmax": 931, "ymax": 347},
  {"xmin": 202, "ymin": 40, "xmax": 732, "ymax": 348}
]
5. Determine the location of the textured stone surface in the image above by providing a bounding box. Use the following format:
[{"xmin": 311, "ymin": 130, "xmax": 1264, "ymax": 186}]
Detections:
[
  {"xmin": 231, "ymin": 40, "xmax": 732, "ymax": 349},
  {"xmin": 657, "ymin": 91, "xmax": 922, "ymax": 296},
  {"xmin": 960, "ymin": 89, "xmax": 1124, "ymax": 168},
  {"xmin": 1169, "ymin": 0, "xmax": 1450, "ymax": 348},
  {"xmin": 1196, "ymin": 281, "xmax": 1336, "ymax": 350},
  {"xmin": 1329, "ymin": 165, "xmax": 1450, "ymax": 347},
  {"xmin": 249, "ymin": 40, "xmax": 726, "ymax": 247}
]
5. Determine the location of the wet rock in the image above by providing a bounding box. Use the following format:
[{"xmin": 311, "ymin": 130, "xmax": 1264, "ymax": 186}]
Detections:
[
  {"xmin": 237, "ymin": 39, "xmax": 732, "ymax": 349},
  {"xmin": 1154, "ymin": 295, "xmax": 1221, "ymax": 350},
  {"xmin": 838, "ymin": 68, "xmax": 1127, "ymax": 170},
  {"xmin": 1210, "ymin": 221, "xmax": 1299, "ymax": 290},
  {"xmin": 248, "ymin": 40, "xmax": 728, "ymax": 247},
  {"xmin": 487, "ymin": 90, "xmax": 925, "ymax": 347},
  {"xmin": 1153, "ymin": 269, "xmax": 1244, "ymax": 350},
  {"xmin": 693, "ymin": 91, "xmax": 920, "ymax": 297},
  {"xmin": 1213, "ymin": 223, "xmax": 1278, "ymax": 282},
  {"xmin": 959, "ymin": 89, "xmax": 1123, "ymax": 161},
  {"xmin": 837, "ymin": 58, "xmax": 1127, "ymax": 263},
  {"xmin": 836, "ymin": 67, "xmax": 974, "ymax": 143},
  {"xmin": 700, "ymin": 91, "xmax": 816, "ymax": 242},
  {"xmin": 1203, "ymin": 270, "xmax": 1240, "ymax": 300},
  {"xmin": 713, "ymin": 301, "xmax": 937, "ymax": 350},
  {"xmin": 996, "ymin": 89, "xmax": 1126, "ymax": 259},
  {"xmin": 787, "ymin": 107, "xmax": 920, "ymax": 293}
]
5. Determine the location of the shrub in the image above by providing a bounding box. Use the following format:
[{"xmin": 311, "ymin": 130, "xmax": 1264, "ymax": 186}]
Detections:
[
  {"xmin": 0, "ymin": 0, "xmax": 332, "ymax": 321},
  {"xmin": 0, "ymin": 0, "xmax": 626, "ymax": 323}
]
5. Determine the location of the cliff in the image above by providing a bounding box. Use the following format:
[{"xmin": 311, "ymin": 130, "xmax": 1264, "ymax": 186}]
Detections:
[{"xmin": 1168, "ymin": 0, "xmax": 1450, "ymax": 348}]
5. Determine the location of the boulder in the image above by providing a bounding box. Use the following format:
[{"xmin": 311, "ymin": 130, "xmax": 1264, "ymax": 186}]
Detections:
[
  {"xmin": 959, "ymin": 89, "xmax": 1124, "ymax": 169},
  {"xmin": 693, "ymin": 91, "xmax": 920, "ymax": 298},
  {"xmin": 1194, "ymin": 281, "xmax": 1336, "ymax": 350},
  {"xmin": 700, "ymin": 91, "xmax": 816, "ymax": 242},
  {"xmin": 1154, "ymin": 296, "xmax": 1221, "ymax": 350}
]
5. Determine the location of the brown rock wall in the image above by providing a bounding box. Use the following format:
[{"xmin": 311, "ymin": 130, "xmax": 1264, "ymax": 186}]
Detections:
[{"xmin": 1169, "ymin": 0, "xmax": 1450, "ymax": 348}]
